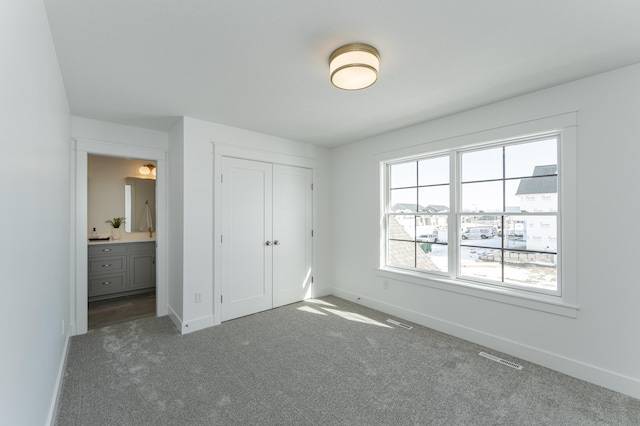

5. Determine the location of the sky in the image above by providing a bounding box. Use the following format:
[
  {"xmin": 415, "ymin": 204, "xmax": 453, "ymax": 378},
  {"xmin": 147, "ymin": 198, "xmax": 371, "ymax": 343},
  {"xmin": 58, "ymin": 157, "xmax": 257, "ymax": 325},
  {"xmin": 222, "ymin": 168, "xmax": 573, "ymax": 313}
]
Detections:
[{"xmin": 389, "ymin": 137, "xmax": 557, "ymax": 213}]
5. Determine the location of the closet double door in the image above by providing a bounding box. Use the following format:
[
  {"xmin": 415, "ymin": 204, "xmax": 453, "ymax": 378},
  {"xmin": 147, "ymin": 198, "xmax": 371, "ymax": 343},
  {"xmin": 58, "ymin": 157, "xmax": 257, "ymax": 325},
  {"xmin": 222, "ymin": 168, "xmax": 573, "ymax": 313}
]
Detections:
[{"xmin": 221, "ymin": 157, "xmax": 312, "ymax": 321}]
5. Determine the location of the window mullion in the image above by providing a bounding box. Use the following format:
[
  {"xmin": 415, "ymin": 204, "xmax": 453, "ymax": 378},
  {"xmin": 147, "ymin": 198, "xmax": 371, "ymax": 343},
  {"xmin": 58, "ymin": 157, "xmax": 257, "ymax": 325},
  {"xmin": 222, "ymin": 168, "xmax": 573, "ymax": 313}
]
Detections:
[
  {"xmin": 502, "ymin": 146, "xmax": 506, "ymax": 283},
  {"xmin": 449, "ymin": 152, "xmax": 458, "ymax": 279},
  {"xmin": 414, "ymin": 178, "xmax": 418, "ymax": 268}
]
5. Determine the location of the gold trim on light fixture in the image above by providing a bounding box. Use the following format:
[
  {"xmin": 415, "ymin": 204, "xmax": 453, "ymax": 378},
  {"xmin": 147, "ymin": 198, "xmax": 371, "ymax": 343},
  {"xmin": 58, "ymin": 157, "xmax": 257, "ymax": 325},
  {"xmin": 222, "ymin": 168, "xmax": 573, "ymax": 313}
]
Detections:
[{"xmin": 329, "ymin": 43, "xmax": 380, "ymax": 90}]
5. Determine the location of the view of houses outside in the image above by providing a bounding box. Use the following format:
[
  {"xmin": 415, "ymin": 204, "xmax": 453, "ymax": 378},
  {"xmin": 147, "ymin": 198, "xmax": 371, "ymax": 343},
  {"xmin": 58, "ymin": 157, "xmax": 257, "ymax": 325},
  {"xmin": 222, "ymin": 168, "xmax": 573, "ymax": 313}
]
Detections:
[{"xmin": 387, "ymin": 137, "xmax": 558, "ymax": 292}]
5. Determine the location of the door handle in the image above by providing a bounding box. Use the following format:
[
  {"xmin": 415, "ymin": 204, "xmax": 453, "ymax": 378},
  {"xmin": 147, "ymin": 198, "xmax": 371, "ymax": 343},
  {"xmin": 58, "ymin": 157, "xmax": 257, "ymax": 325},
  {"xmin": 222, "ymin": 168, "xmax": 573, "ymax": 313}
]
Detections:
[
  {"xmin": 265, "ymin": 241, "xmax": 272, "ymax": 246},
  {"xmin": 273, "ymin": 240, "xmax": 280, "ymax": 245}
]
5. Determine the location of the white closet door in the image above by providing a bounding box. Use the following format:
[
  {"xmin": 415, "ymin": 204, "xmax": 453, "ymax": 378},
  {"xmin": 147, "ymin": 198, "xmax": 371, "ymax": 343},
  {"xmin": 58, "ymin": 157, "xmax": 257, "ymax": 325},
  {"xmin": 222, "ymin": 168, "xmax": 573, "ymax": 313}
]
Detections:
[
  {"xmin": 221, "ymin": 157, "xmax": 273, "ymax": 321},
  {"xmin": 272, "ymin": 165, "xmax": 313, "ymax": 308}
]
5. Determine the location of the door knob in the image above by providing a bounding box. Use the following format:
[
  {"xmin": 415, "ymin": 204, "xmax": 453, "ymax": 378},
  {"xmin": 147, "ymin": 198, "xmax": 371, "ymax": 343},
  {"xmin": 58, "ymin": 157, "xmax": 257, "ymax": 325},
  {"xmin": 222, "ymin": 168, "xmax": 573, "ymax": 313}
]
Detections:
[
  {"xmin": 265, "ymin": 241, "xmax": 272, "ymax": 246},
  {"xmin": 273, "ymin": 240, "xmax": 280, "ymax": 245}
]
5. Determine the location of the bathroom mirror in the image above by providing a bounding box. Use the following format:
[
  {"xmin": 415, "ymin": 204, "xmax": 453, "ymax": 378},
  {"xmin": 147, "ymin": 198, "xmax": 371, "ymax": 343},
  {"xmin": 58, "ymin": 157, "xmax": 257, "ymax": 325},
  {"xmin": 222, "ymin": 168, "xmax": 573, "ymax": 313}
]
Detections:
[{"xmin": 124, "ymin": 177, "xmax": 156, "ymax": 233}]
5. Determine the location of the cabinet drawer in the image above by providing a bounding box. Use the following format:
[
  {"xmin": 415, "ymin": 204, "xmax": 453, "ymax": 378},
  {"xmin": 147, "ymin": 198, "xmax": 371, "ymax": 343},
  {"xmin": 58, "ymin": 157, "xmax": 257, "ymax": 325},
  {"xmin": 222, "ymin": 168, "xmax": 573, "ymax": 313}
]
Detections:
[
  {"xmin": 89, "ymin": 244, "xmax": 127, "ymax": 256},
  {"xmin": 89, "ymin": 256, "xmax": 125, "ymax": 275},
  {"xmin": 89, "ymin": 275, "xmax": 126, "ymax": 296},
  {"xmin": 127, "ymin": 241, "xmax": 155, "ymax": 253}
]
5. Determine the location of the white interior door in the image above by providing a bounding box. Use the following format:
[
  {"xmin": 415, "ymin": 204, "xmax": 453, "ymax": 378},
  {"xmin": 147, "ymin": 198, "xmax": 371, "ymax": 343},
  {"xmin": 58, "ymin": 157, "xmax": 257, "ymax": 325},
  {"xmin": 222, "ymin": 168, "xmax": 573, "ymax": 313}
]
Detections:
[
  {"xmin": 221, "ymin": 157, "xmax": 273, "ymax": 321},
  {"xmin": 272, "ymin": 165, "xmax": 313, "ymax": 308}
]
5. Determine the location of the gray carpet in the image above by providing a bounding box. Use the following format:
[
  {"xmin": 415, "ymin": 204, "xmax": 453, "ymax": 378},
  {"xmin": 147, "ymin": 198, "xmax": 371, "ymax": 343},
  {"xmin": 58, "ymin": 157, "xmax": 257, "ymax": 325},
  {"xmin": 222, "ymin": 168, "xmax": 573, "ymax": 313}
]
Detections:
[{"xmin": 55, "ymin": 296, "xmax": 640, "ymax": 425}]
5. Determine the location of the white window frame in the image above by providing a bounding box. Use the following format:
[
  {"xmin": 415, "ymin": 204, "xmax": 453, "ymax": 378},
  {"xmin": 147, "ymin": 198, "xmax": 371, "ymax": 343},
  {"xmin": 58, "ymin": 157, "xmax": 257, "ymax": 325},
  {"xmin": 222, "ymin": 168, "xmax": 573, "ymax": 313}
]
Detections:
[{"xmin": 375, "ymin": 113, "xmax": 578, "ymax": 318}]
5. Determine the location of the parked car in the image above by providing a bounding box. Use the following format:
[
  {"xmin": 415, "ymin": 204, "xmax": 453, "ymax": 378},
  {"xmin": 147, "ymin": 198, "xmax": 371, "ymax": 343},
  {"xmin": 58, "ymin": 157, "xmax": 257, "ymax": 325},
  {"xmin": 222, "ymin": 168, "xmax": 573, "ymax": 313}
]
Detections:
[{"xmin": 461, "ymin": 227, "xmax": 495, "ymax": 240}]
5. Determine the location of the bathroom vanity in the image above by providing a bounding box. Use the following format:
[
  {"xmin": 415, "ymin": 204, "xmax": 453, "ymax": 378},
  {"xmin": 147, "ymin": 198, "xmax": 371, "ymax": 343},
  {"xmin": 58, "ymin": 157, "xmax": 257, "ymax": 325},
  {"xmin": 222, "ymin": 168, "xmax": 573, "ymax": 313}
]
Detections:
[{"xmin": 88, "ymin": 237, "xmax": 156, "ymax": 301}]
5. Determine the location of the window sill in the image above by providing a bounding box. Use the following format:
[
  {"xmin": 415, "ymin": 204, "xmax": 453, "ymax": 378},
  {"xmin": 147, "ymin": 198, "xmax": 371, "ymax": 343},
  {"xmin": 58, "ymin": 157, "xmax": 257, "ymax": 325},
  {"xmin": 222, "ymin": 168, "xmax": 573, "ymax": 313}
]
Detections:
[{"xmin": 376, "ymin": 268, "xmax": 579, "ymax": 318}]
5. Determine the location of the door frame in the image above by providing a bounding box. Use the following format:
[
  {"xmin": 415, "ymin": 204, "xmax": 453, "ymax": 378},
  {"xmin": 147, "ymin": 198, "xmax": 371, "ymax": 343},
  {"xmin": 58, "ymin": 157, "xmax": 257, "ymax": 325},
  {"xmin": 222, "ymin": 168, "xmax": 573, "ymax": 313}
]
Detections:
[
  {"xmin": 72, "ymin": 138, "xmax": 168, "ymax": 335},
  {"xmin": 212, "ymin": 142, "xmax": 317, "ymax": 325}
]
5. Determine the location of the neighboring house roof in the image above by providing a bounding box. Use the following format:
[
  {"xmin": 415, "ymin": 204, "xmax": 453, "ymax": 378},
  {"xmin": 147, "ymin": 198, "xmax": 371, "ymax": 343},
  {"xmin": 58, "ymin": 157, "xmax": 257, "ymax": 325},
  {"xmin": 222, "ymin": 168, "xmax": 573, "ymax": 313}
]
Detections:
[
  {"xmin": 419, "ymin": 204, "xmax": 449, "ymax": 213},
  {"xmin": 391, "ymin": 203, "xmax": 450, "ymax": 213},
  {"xmin": 515, "ymin": 165, "xmax": 557, "ymax": 195},
  {"xmin": 477, "ymin": 215, "xmax": 499, "ymax": 221},
  {"xmin": 392, "ymin": 203, "xmax": 419, "ymax": 213}
]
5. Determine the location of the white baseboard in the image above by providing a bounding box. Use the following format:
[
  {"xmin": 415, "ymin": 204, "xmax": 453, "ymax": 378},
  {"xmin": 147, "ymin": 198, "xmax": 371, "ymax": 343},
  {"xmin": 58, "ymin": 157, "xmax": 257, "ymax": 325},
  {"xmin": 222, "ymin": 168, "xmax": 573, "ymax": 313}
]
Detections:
[
  {"xmin": 167, "ymin": 305, "xmax": 183, "ymax": 332},
  {"xmin": 46, "ymin": 333, "xmax": 70, "ymax": 426},
  {"xmin": 168, "ymin": 305, "xmax": 215, "ymax": 335},
  {"xmin": 181, "ymin": 314, "xmax": 215, "ymax": 334},
  {"xmin": 312, "ymin": 286, "xmax": 333, "ymax": 298},
  {"xmin": 327, "ymin": 287, "xmax": 640, "ymax": 400}
]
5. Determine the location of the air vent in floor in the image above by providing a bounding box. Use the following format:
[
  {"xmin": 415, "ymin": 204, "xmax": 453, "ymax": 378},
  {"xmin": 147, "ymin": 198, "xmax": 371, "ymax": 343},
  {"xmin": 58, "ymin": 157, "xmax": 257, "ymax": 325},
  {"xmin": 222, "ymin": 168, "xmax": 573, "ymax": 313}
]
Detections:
[
  {"xmin": 386, "ymin": 319, "xmax": 413, "ymax": 329},
  {"xmin": 479, "ymin": 351, "xmax": 523, "ymax": 370}
]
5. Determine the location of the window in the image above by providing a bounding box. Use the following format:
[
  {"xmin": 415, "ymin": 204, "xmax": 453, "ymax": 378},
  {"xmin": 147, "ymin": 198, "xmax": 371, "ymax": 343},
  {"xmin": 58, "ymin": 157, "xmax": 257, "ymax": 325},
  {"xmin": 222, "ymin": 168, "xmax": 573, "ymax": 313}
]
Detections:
[
  {"xmin": 384, "ymin": 134, "xmax": 560, "ymax": 296},
  {"xmin": 458, "ymin": 137, "xmax": 558, "ymax": 294},
  {"xmin": 388, "ymin": 155, "xmax": 450, "ymax": 274}
]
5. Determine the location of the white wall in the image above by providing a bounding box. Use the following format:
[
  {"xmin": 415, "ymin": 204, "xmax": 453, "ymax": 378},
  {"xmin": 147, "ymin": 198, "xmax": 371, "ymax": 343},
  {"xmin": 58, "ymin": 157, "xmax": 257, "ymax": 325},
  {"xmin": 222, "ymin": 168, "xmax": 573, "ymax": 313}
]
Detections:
[
  {"xmin": 0, "ymin": 1, "xmax": 71, "ymax": 425},
  {"xmin": 167, "ymin": 119, "xmax": 185, "ymax": 321},
  {"xmin": 72, "ymin": 116, "xmax": 169, "ymax": 150},
  {"xmin": 330, "ymin": 63, "xmax": 640, "ymax": 398},
  {"xmin": 169, "ymin": 117, "xmax": 332, "ymax": 333}
]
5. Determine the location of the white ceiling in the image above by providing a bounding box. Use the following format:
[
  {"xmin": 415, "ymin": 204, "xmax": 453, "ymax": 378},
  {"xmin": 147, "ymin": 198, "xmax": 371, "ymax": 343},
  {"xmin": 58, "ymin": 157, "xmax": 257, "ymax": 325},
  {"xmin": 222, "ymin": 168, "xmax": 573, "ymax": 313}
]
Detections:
[{"xmin": 44, "ymin": 1, "xmax": 640, "ymax": 147}]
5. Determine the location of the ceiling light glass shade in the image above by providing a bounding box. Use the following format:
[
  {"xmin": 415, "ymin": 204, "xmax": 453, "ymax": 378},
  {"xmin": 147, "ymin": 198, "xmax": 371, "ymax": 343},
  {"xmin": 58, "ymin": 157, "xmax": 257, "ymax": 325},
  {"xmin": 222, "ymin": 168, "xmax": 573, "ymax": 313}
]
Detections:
[
  {"xmin": 329, "ymin": 43, "xmax": 380, "ymax": 90},
  {"xmin": 139, "ymin": 164, "xmax": 155, "ymax": 175}
]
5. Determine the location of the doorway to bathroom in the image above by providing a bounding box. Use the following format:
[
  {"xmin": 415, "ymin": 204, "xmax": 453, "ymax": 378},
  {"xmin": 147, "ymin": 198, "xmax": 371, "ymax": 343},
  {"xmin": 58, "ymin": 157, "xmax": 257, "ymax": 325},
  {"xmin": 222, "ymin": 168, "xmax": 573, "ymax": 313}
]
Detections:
[
  {"xmin": 73, "ymin": 138, "xmax": 167, "ymax": 335},
  {"xmin": 86, "ymin": 154, "xmax": 158, "ymax": 330}
]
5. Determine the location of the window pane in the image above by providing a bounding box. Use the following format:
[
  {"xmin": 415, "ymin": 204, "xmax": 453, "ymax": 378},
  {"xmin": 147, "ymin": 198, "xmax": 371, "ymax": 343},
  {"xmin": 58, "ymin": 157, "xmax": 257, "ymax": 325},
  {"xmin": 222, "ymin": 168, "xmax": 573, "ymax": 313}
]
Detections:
[
  {"xmin": 388, "ymin": 215, "xmax": 415, "ymax": 241},
  {"xmin": 390, "ymin": 188, "xmax": 417, "ymax": 212},
  {"xmin": 461, "ymin": 181, "xmax": 503, "ymax": 212},
  {"xmin": 525, "ymin": 215, "xmax": 557, "ymax": 253},
  {"xmin": 503, "ymin": 215, "xmax": 526, "ymax": 241},
  {"xmin": 418, "ymin": 185, "xmax": 449, "ymax": 211},
  {"xmin": 504, "ymin": 215, "xmax": 557, "ymax": 253},
  {"xmin": 505, "ymin": 138, "xmax": 557, "ymax": 179},
  {"xmin": 504, "ymin": 251, "xmax": 557, "ymax": 291},
  {"xmin": 417, "ymin": 242, "xmax": 448, "ymax": 273},
  {"xmin": 461, "ymin": 147, "xmax": 503, "ymax": 182},
  {"xmin": 505, "ymin": 179, "xmax": 522, "ymax": 211},
  {"xmin": 512, "ymin": 176, "xmax": 558, "ymax": 212},
  {"xmin": 460, "ymin": 221, "xmax": 499, "ymax": 249},
  {"xmin": 388, "ymin": 240, "xmax": 415, "ymax": 269},
  {"xmin": 416, "ymin": 216, "xmax": 448, "ymax": 243},
  {"xmin": 459, "ymin": 247, "xmax": 502, "ymax": 282},
  {"xmin": 390, "ymin": 161, "xmax": 416, "ymax": 189},
  {"xmin": 418, "ymin": 156, "xmax": 449, "ymax": 186}
]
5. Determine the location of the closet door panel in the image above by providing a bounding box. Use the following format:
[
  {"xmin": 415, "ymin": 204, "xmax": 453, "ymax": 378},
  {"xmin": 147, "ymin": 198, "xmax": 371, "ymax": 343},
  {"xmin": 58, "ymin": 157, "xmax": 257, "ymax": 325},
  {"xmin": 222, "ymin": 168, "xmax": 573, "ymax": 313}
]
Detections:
[
  {"xmin": 272, "ymin": 165, "xmax": 313, "ymax": 308},
  {"xmin": 221, "ymin": 157, "xmax": 273, "ymax": 321}
]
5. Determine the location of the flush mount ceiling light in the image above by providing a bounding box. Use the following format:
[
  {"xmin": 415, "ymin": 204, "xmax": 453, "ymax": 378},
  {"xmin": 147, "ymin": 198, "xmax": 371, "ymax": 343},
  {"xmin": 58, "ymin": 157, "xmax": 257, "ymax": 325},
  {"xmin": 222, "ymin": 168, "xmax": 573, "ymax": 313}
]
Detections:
[
  {"xmin": 329, "ymin": 43, "xmax": 380, "ymax": 90},
  {"xmin": 139, "ymin": 164, "xmax": 156, "ymax": 176}
]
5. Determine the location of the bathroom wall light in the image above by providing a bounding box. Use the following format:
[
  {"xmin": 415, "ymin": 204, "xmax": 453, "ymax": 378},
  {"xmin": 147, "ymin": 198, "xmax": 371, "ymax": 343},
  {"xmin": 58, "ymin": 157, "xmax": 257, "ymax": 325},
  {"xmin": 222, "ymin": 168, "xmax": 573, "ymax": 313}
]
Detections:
[
  {"xmin": 329, "ymin": 43, "xmax": 380, "ymax": 90},
  {"xmin": 139, "ymin": 164, "xmax": 156, "ymax": 176}
]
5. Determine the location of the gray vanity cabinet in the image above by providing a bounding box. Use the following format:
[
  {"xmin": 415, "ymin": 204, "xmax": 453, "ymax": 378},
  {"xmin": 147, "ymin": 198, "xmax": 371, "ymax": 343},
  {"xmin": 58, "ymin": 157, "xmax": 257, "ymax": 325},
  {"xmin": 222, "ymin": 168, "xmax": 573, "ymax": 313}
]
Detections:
[
  {"xmin": 128, "ymin": 242, "xmax": 155, "ymax": 290},
  {"xmin": 88, "ymin": 242, "xmax": 155, "ymax": 300}
]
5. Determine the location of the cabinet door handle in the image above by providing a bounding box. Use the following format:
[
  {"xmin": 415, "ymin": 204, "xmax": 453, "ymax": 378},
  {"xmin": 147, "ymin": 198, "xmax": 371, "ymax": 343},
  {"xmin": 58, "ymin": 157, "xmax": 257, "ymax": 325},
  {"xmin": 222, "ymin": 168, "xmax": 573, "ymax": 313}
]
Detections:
[
  {"xmin": 101, "ymin": 281, "xmax": 112, "ymax": 285},
  {"xmin": 102, "ymin": 264, "xmax": 111, "ymax": 267},
  {"xmin": 265, "ymin": 241, "xmax": 272, "ymax": 246},
  {"xmin": 273, "ymin": 240, "xmax": 280, "ymax": 245},
  {"xmin": 102, "ymin": 248, "xmax": 111, "ymax": 252}
]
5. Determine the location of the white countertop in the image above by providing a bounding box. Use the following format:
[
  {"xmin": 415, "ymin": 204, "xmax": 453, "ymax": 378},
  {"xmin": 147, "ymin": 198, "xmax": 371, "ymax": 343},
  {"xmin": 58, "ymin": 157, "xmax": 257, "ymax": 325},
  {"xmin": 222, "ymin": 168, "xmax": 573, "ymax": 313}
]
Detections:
[{"xmin": 88, "ymin": 232, "xmax": 155, "ymax": 245}]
